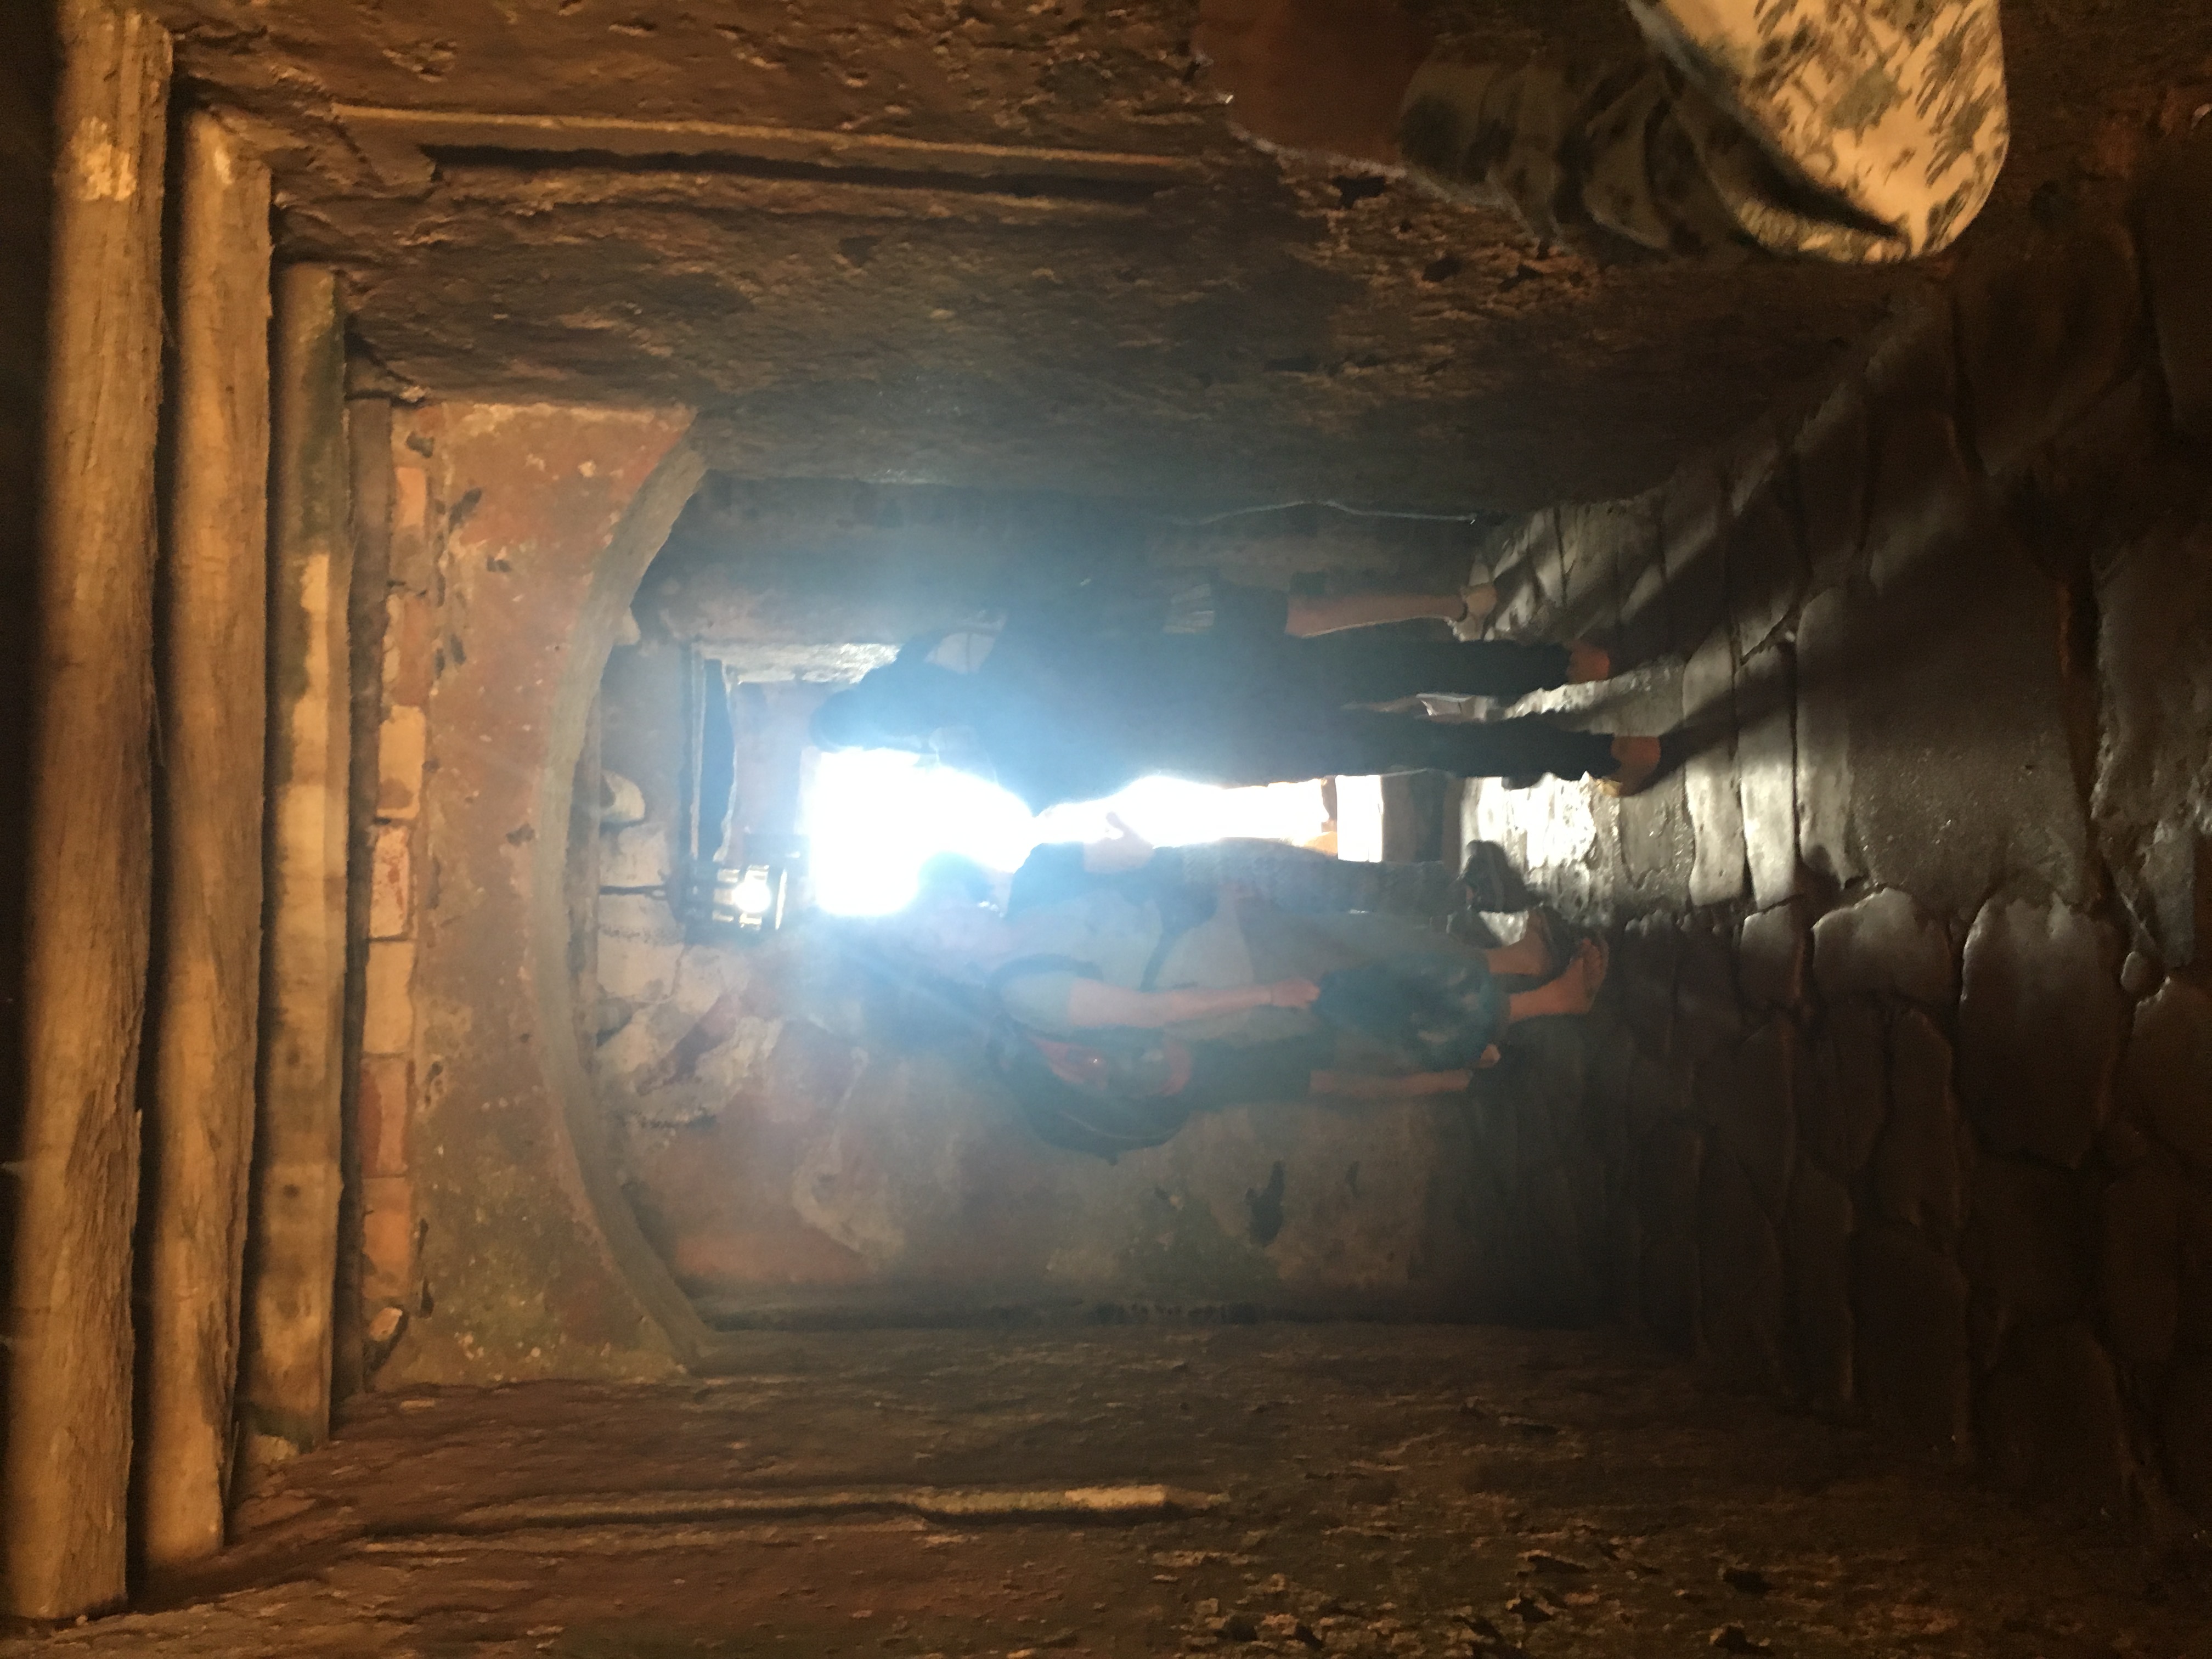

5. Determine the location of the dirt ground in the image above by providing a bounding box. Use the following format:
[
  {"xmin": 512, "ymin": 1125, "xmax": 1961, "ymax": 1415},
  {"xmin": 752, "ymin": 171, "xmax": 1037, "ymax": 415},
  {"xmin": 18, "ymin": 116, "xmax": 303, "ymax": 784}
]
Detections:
[{"xmin": 7, "ymin": 1324, "xmax": 2208, "ymax": 1658}]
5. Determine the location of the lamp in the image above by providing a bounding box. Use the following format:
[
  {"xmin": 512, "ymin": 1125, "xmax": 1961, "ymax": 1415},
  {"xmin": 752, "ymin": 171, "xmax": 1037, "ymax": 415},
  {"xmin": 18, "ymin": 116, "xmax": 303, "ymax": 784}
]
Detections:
[{"xmin": 686, "ymin": 860, "xmax": 790, "ymax": 936}]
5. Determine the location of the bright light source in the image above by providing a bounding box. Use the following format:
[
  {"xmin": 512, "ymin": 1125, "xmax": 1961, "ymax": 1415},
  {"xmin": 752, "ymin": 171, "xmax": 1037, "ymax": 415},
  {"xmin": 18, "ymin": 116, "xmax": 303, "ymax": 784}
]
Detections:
[{"xmin": 800, "ymin": 749, "xmax": 1330, "ymax": 916}]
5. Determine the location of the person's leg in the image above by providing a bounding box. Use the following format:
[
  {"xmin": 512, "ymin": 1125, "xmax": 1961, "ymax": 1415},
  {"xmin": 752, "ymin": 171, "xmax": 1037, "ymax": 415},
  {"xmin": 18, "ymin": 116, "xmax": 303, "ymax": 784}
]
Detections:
[
  {"xmin": 1284, "ymin": 633, "xmax": 1578, "ymax": 703},
  {"xmin": 1324, "ymin": 707, "xmax": 1630, "ymax": 783}
]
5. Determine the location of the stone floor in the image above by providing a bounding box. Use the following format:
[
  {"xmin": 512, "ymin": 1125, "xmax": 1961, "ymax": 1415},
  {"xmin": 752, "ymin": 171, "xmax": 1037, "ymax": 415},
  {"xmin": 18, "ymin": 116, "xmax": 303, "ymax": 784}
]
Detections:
[{"xmin": 12, "ymin": 1325, "xmax": 2208, "ymax": 1658}]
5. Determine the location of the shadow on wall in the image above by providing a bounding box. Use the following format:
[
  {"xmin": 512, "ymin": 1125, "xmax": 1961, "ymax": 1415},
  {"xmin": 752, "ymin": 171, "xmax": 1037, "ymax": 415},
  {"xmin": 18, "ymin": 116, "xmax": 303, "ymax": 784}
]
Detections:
[{"xmin": 1453, "ymin": 131, "xmax": 2212, "ymax": 1528}]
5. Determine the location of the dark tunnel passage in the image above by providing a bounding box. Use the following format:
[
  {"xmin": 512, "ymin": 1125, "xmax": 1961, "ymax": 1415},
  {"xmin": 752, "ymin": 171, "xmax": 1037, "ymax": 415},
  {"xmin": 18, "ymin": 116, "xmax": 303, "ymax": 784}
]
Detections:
[{"xmin": 4, "ymin": 1, "xmax": 2212, "ymax": 1654}]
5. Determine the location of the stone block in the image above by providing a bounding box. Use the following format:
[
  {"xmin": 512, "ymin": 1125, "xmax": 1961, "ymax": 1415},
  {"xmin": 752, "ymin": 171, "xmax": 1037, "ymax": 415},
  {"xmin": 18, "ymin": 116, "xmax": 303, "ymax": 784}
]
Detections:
[
  {"xmin": 1960, "ymin": 1156, "xmax": 2088, "ymax": 1369},
  {"xmin": 388, "ymin": 459, "xmax": 434, "ymax": 591},
  {"xmin": 1483, "ymin": 511, "xmax": 1564, "ymax": 641},
  {"xmin": 1662, "ymin": 463, "xmax": 1728, "ymax": 662},
  {"xmin": 1979, "ymin": 1322, "xmax": 2133, "ymax": 1515},
  {"xmin": 1674, "ymin": 923, "xmax": 1745, "ymax": 1066},
  {"xmin": 378, "ymin": 703, "xmax": 427, "ymax": 822},
  {"xmin": 1615, "ymin": 539, "xmax": 1672, "ymax": 668},
  {"xmin": 363, "ymin": 939, "xmax": 416, "ymax": 1057},
  {"xmin": 1681, "ymin": 627, "xmax": 1746, "ymax": 906},
  {"xmin": 2125, "ymin": 977, "xmax": 2212, "ymax": 1169},
  {"xmin": 1784, "ymin": 1161, "xmax": 1854, "ymax": 1410},
  {"xmin": 2162, "ymin": 1355, "xmax": 2212, "ymax": 1517},
  {"xmin": 1860, "ymin": 289, "xmax": 1956, "ymax": 417},
  {"xmin": 602, "ymin": 821, "xmax": 673, "ymax": 890},
  {"xmin": 1869, "ymin": 1009, "xmax": 1971, "ymax": 1248},
  {"xmin": 1618, "ymin": 915, "xmax": 1680, "ymax": 1057},
  {"xmin": 597, "ymin": 892, "xmax": 686, "ymax": 1005},
  {"xmin": 359, "ymin": 1053, "xmax": 412, "ymax": 1179},
  {"xmin": 1729, "ymin": 475, "xmax": 1805, "ymax": 663},
  {"xmin": 362, "ymin": 1175, "xmax": 416, "ymax": 1299},
  {"xmin": 1739, "ymin": 900, "xmax": 1807, "ymax": 1010},
  {"xmin": 1700, "ymin": 1150, "xmax": 1786, "ymax": 1386},
  {"xmin": 1555, "ymin": 498, "xmax": 1645, "ymax": 645},
  {"xmin": 2100, "ymin": 1156, "xmax": 2186, "ymax": 1371},
  {"xmin": 1829, "ymin": 509, "xmax": 2094, "ymax": 913},
  {"xmin": 1705, "ymin": 1018, "xmax": 1795, "ymax": 1220},
  {"xmin": 1791, "ymin": 586, "xmax": 1857, "ymax": 886},
  {"xmin": 1626, "ymin": 1051, "xmax": 1690, "ymax": 1141},
  {"xmin": 1852, "ymin": 1222, "xmax": 1973, "ymax": 1457},
  {"xmin": 1803, "ymin": 997, "xmax": 1888, "ymax": 1178},
  {"xmin": 1812, "ymin": 887, "xmax": 1955, "ymax": 1007},
  {"xmin": 369, "ymin": 821, "xmax": 411, "ymax": 940},
  {"xmin": 383, "ymin": 588, "xmax": 436, "ymax": 707},
  {"xmin": 1956, "ymin": 223, "xmax": 2143, "ymax": 481},
  {"xmin": 2023, "ymin": 367, "xmax": 2200, "ymax": 583},
  {"xmin": 1957, "ymin": 894, "xmax": 2124, "ymax": 1169},
  {"xmin": 2139, "ymin": 125, "xmax": 2212, "ymax": 444},
  {"xmin": 1637, "ymin": 1121, "xmax": 1705, "ymax": 1349},
  {"xmin": 1794, "ymin": 373, "xmax": 1869, "ymax": 594},
  {"xmin": 2094, "ymin": 516, "xmax": 2212, "ymax": 968},
  {"xmin": 1735, "ymin": 644, "xmax": 1799, "ymax": 907},
  {"xmin": 1864, "ymin": 407, "xmax": 1981, "ymax": 596}
]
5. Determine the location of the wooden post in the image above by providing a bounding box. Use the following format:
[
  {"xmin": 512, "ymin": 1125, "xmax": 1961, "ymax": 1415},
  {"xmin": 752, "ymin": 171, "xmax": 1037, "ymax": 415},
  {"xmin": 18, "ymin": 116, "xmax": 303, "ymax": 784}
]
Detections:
[
  {"xmin": 137, "ymin": 110, "xmax": 271, "ymax": 1572},
  {"xmin": 1, "ymin": 0, "xmax": 170, "ymax": 1622},
  {"xmin": 238, "ymin": 265, "xmax": 352, "ymax": 1480},
  {"xmin": 332, "ymin": 393, "xmax": 395, "ymax": 1406}
]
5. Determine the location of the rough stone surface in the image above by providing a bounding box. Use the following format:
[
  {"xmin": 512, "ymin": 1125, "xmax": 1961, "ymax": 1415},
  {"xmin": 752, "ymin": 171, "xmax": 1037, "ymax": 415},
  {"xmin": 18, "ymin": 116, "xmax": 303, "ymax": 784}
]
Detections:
[
  {"xmin": 2093, "ymin": 515, "xmax": 2212, "ymax": 967},
  {"xmin": 1802, "ymin": 998, "xmax": 1888, "ymax": 1180},
  {"xmin": 2164, "ymin": 1354, "xmax": 2212, "ymax": 1517},
  {"xmin": 1853, "ymin": 1223, "xmax": 1972, "ymax": 1457},
  {"xmin": 1957, "ymin": 895, "xmax": 2124, "ymax": 1169},
  {"xmin": 2140, "ymin": 124, "xmax": 2212, "ymax": 445},
  {"xmin": 1782, "ymin": 1161, "xmax": 1854, "ymax": 1411},
  {"xmin": 1870, "ymin": 1008, "xmax": 1971, "ymax": 1249},
  {"xmin": 24, "ymin": 1325, "xmax": 2212, "ymax": 1655},
  {"xmin": 1811, "ymin": 887, "xmax": 1954, "ymax": 1007},
  {"xmin": 1680, "ymin": 627, "xmax": 1745, "ymax": 906},
  {"xmin": 1734, "ymin": 644, "xmax": 1799, "ymax": 907},
  {"xmin": 2099, "ymin": 1156, "xmax": 2188, "ymax": 1371},
  {"xmin": 1673, "ymin": 923, "xmax": 1744, "ymax": 1067},
  {"xmin": 1979, "ymin": 1322, "xmax": 2134, "ymax": 1515},
  {"xmin": 117, "ymin": 1, "xmax": 1958, "ymax": 514},
  {"xmin": 1955, "ymin": 223, "xmax": 2143, "ymax": 481},
  {"xmin": 1637, "ymin": 1122, "xmax": 1705, "ymax": 1350},
  {"xmin": 1699, "ymin": 1152, "xmax": 1785, "ymax": 1386},
  {"xmin": 2125, "ymin": 975, "xmax": 2212, "ymax": 1169},
  {"xmin": 1705, "ymin": 1019, "xmax": 1795, "ymax": 1220},
  {"xmin": 1738, "ymin": 900, "xmax": 1807, "ymax": 1011},
  {"xmin": 1961, "ymin": 1158, "xmax": 2089, "ymax": 1371}
]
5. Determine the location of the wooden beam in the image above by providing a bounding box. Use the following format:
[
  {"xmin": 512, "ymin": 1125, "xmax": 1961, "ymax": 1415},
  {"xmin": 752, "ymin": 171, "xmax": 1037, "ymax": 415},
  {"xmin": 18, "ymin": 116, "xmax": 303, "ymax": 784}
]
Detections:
[
  {"xmin": 1, "ymin": 0, "xmax": 170, "ymax": 1622},
  {"xmin": 237, "ymin": 265, "xmax": 352, "ymax": 1480},
  {"xmin": 138, "ymin": 109, "xmax": 272, "ymax": 1573}
]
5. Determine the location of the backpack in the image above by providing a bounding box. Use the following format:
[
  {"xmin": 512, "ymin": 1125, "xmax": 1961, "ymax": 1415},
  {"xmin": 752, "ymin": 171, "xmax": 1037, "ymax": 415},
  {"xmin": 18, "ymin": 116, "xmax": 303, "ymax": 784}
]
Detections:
[{"xmin": 985, "ymin": 919, "xmax": 1199, "ymax": 1159}]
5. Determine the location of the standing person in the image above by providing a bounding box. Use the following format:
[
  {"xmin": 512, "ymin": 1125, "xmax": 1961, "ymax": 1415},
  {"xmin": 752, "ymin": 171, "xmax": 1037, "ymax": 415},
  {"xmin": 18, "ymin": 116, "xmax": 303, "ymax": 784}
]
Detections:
[
  {"xmin": 810, "ymin": 574, "xmax": 1663, "ymax": 806},
  {"xmin": 1191, "ymin": 0, "xmax": 2008, "ymax": 266}
]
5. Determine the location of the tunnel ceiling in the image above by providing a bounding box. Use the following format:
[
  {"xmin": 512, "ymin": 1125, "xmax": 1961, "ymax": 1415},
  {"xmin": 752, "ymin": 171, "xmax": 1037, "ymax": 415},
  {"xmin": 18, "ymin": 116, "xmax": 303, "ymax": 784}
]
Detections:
[{"xmin": 151, "ymin": 0, "xmax": 2212, "ymax": 511}]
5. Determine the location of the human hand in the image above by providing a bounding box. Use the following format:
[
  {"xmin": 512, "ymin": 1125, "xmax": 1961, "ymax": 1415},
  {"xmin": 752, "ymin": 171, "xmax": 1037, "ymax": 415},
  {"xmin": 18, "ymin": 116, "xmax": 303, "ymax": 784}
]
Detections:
[
  {"xmin": 1266, "ymin": 978, "xmax": 1323, "ymax": 1008},
  {"xmin": 1191, "ymin": 0, "xmax": 1432, "ymax": 168}
]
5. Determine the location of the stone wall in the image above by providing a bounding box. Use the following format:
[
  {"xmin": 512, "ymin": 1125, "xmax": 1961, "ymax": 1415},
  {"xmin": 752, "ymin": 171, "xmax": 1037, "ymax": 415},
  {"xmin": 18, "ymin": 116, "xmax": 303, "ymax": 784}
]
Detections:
[{"xmin": 1458, "ymin": 131, "xmax": 2212, "ymax": 1523}]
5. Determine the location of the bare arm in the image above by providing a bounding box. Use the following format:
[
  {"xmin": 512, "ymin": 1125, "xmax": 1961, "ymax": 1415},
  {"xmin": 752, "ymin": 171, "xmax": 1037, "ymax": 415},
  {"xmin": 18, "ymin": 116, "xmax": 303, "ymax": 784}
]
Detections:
[
  {"xmin": 1064, "ymin": 977, "xmax": 1319, "ymax": 1030},
  {"xmin": 1285, "ymin": 591, "xmax": 1468, "ymax": 636}
]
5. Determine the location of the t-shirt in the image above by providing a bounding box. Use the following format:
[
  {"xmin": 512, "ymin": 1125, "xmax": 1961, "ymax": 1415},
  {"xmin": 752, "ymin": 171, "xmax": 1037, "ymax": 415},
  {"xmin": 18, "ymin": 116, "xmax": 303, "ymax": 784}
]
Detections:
[{"xmin": 993, "ymin": 891, "xmax": 1293, "ymax": 1045}]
